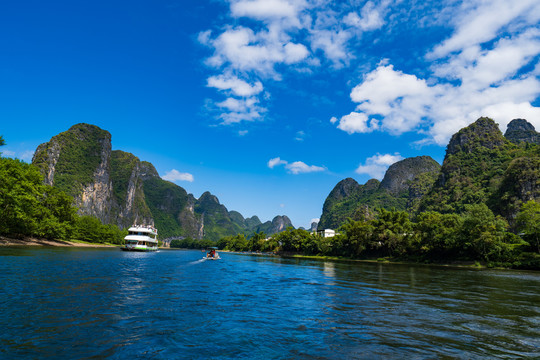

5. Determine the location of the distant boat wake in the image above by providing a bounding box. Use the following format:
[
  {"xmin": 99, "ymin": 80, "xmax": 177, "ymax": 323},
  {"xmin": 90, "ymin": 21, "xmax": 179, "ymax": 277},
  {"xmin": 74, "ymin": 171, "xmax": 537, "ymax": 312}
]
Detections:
[{"xmin": 188, "ymin": 258, "xmax": 207, "ymax": 265}]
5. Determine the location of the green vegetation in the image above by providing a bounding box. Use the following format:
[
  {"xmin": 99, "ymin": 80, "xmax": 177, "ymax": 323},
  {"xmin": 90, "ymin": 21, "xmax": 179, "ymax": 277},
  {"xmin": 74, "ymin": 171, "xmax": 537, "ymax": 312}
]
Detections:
[
  {"xmin": 110, "ymin": 150, "xmax": 141, "ymax": 206},
  {"xmin": 318, "ymin": 118, "xmax": 540, "ymax": 245},
  {"xmin": 0, "ymin": 141, "xmax": 126, "ymax": 245},
  {"xmin": 516, "ymin": 200, "xmax": 540, "ymax": 253},
  {"xmin": 319, "ymin": 156, "xmax": 440, "ymax": 230},
  {"xmin": 218, "ymin": 203, "xmax": 539, "ymax": 269},
  {"xmin": 143, "ymin": 175, "xmax": 191, "ymax": 239},
  {"xmin": 194, "ymin": 192, "xmax": 245, "ymax": 241},
  {"xmin": 420, "ymin": 118, "xmax": 540, "ymax": 218},
  {"xmin": 169, "ymin": 237, "xmax": 215, "ymax": 249},
  {"xmin": 33, "ymin": 124, "xmax": 111, "ymax": 197}
]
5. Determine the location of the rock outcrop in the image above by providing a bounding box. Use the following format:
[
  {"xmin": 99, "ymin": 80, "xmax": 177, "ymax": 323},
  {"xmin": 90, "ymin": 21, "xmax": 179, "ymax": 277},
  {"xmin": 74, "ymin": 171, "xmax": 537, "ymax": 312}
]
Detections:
[
  {"xmin": 445, "ymin": 117, "xmax": 506, "ymax": 156},
  {"xmin": 504, "ymin": 118, "xmax": 540, "ymax": 145},
  {"xmin": 380, "ymin": 156, "xmax": 441, "ymax": 195},
  {"xmin": 252, "ymin": 215, "xmax": 293, "ymax": 235}
]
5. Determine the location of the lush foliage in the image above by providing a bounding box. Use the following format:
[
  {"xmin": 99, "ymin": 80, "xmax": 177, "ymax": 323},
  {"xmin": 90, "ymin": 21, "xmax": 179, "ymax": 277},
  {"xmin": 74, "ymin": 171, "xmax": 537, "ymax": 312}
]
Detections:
[
  {"xmin": 515, "ymin": 200, "xmax": 540, "ymax": 253},
  {"xmin": 32, "ymin": 124, "xmax": 110, "ymax": 197},
  {"xmin": 218, "ymin": 203, "xmax": 538, "ymax": 269},
  {"xmin": 420, "ymin": 118, "xmax": 540, "ymax": 219},
  {"xmin": 0, "ymin": 154, "xmax": 126, "ymax": 244},
  {"xmin": 319, "ymin": 156, "xmax": 440, "ymax": 230},
  {"xmin": 169, "ymin": 237, "xmax": 215, "ymax": 249},
  {"xmin": 72, "ymin": 216, "xmax": 127, "ymax": 244}
]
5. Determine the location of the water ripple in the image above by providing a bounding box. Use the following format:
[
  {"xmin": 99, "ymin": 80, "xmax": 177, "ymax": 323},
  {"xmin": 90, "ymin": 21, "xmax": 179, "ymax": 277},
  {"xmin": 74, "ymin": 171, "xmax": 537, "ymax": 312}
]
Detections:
[{"xmin": 0, "ymin": 248, "xmax": 539, "ymax": 359}]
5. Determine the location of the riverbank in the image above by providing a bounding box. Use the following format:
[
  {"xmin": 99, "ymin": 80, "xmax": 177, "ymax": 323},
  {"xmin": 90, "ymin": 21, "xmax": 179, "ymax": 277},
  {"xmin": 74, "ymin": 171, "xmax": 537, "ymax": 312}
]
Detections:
[
  {"xmin": 0, "ymin": 236, "xmax": 117, "ymax": 247},
  {"xmin": 225, "ymin": 251, "xmax": 539, "ymax": 271}
]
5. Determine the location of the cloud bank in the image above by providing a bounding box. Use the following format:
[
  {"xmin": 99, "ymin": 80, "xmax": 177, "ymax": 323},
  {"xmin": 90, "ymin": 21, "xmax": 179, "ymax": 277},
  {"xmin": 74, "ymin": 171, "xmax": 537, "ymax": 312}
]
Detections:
[
  {"xmin": 200, "ymin": 0, "xmax": 540, "ymax": 145},
  {"xmin": 333, "ymin": 0, "xmax": 540, "ymax": 145}
]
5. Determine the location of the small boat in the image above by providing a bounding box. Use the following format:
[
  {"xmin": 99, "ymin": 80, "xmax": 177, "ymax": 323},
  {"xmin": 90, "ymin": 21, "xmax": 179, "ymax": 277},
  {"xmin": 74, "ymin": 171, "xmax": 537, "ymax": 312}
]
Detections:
[
  {"xmin": 204, "ymin": 247, "xmax": 220, "ymax": 260},
  {"xmin": 122, "ymin": 225, "xmax": 158, "ymax": 252}
]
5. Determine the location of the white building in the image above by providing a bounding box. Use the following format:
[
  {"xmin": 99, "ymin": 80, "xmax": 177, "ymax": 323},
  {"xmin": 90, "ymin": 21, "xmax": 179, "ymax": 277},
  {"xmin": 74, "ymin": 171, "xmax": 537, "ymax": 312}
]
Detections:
[{"xmin": 316, "ymin": 229, "xmax": 336, "ymax": 238}]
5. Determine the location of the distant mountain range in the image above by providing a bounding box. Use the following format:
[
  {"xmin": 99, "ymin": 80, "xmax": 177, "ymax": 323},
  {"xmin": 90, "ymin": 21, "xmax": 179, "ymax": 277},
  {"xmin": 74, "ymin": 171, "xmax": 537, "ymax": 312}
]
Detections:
[
  {"xmin": 32, "ymin": 124, "xmax": 293, "ymax": 240},
  {"xmin": 31, "ymin": 118, "xmax": 540, "ymax": 240},
  {"xmin": 319, "ymin": 118, "xmax": 540, "ymax": 230}
]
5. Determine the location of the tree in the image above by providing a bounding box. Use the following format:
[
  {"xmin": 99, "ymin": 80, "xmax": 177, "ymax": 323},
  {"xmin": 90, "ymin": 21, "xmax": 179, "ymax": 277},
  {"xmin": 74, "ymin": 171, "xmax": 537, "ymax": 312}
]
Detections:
[
  {"xmin": 274, "ymin": 228, "xmax": 311, "ymax": 253},
  {"xmin": 338, "ymin": 219, "xmax": 373, "ymax": 257},
  {"xmin": 0, "ymin": 158, "xmax": 44, "ymax": 236},
  {"xmin": 247, "ymin": 231, "xmax": 266, "ymax": 252},
  {"xmin": 516, "ymin": 200, "xmax": 540, "ymax": 253},
  {"xmin": 458, "ymin": 204, "xmax": 511, "ymax": 261},
  {"xmin": 414, "ymin": 211, "xmax": 462, "ymax": 259},
  {"xmin": 371, "ymin": 208, "xmax": 413, "ymax": 257}
]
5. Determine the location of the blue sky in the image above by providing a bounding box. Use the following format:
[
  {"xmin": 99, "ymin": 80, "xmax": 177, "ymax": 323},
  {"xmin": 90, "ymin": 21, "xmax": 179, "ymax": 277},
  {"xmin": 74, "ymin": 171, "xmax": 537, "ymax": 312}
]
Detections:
[{"xmin": 1, "ymin": 0, "xmax": 540, "ymax": 229}]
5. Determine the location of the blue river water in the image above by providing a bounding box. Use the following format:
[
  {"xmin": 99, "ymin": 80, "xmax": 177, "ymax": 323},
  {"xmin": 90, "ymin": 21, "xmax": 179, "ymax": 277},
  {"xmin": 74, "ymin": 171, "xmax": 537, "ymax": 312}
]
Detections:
[{"xmin": 0, "ymin": 247, "xmax": 539, "ymax": 359}]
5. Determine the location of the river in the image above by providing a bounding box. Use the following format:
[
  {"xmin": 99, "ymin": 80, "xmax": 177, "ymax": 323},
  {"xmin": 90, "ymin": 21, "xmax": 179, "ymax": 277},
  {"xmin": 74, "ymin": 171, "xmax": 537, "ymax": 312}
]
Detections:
[{"xmin": 0, "ymin": 247, "xmax": 538, "ymax": 359}]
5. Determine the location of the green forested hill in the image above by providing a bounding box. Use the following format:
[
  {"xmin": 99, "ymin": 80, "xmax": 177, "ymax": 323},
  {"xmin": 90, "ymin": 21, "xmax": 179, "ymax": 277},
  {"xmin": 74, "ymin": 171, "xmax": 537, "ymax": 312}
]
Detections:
[
  {"xmin": 419, "ymin": 117, "xmax": 540, "ymax": 223},
  {"xmin": 320, "ymin": 117, "xmax": 540, "ymax": 231},
  {"xmin": 318, "ymin": 156, "xmax": 440, "ymax": 230}
]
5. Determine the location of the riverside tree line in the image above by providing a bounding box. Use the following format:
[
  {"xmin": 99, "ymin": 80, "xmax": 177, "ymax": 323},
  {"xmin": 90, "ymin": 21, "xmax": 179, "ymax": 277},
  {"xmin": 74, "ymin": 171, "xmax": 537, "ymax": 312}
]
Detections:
[
  {"xmin": 0, "ymin": 137, "xmax": 126, "ymax": 244},
  {"xmin": 210, "ymin": 204, "xmax": 540, "ymax": 269}
]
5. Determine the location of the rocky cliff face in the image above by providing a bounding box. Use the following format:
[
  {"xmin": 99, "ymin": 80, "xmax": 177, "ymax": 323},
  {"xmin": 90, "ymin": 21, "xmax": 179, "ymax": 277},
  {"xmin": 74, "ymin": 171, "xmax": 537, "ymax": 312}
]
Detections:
[
  {"xmin": 32, "ymin": 123, "xmax": 294, "ymax": 240},
  {"xmin": 33, "ymin": 124, "xmax": 116, "ymax": 224},
  {"xmin": 504, "ymin": 118, "xmax": 540, "ymax": 145}
]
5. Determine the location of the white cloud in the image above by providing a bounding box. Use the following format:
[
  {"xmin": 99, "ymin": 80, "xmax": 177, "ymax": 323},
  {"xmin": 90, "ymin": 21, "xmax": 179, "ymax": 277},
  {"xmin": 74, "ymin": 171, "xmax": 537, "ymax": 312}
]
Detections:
[
  {"xmin": 428, "ymin": 0, "xmax": 540, "ymax": 59},
  {"xmin": 334, "ymin": 14, "xmax": 540, "ymax": 145},
  {"xmin": 336, "ymin": 111, "xmax": 378, "ymax": 134},
  {"xmin": 162, "ymin": 169, "xmax": 194, "ymax": 183},
  {"xmin": 355, "ymin": 153, "xmax": 403, "ymax": 180},
  {"xmin": 203, "ymin": 0, "xmax": 540, "ymax": 138},
  {"xmin": 215, "ymin": 96, "xmax": 266, "ymax": 124},
  {"xmin": 200, "ymin": 0, "xmax": 395, "ymax": 125},
  {"xmin": 286, "ymin": 161, "xmax": 325, "ymax": 174},
  {"xmin": 207, "ymin": 74, "xmax": 263, "ymax": 97},
  {"xmin": 343, "ymin": 1, "xmax": 385, "ymax": 31},
  {"xmin": 230, "ymin": 0, "xmax": 302, "ymax": 22},
  {"xmin": 268, "ymin": 157, "xmax": 287, "ymax": 168},
  {"xmin": 204, "ymin": 26, "xmax": 309, "ymax": 77},
  {"xmin": 310, "ymin": 29, "xmax": 353, "ymax": 67},
  {"xmin": 310, "ymin": 218, "xmax": 320, "ymax": 224},
  {"xmin": 351, "ymin": 65, "xmax": 433, "ymax": 134},
  {"xmin": 268, "ymin": 157, "xmax": 325, "ymax": 174}
]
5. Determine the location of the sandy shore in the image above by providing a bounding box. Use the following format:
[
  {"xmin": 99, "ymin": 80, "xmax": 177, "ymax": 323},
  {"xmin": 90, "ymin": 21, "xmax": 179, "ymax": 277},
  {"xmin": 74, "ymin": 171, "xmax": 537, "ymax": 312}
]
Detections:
[{"xmin": 0, "ymin": 236, "xmax": 116, "ymax": 247}]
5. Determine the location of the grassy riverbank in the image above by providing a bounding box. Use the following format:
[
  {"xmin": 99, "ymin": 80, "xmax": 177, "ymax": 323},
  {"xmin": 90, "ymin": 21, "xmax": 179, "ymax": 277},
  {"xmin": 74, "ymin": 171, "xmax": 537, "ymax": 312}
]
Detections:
[{"xmin": 0, "ymin": 236, "xmax": 118, "ymax": 247}]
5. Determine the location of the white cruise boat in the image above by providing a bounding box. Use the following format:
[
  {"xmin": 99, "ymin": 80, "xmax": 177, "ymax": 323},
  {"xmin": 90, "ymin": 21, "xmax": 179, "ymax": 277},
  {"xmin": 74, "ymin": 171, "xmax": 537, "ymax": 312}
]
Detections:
[{"xmin": 122, "ymin": 225, "xmax": 159, "ymax": 251}]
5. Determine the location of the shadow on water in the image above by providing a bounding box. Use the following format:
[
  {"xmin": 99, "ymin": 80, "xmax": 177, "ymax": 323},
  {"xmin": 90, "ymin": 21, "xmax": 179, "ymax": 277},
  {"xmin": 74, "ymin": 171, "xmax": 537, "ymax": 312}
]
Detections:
[{"xmin": 0, "ymin": 248, "xmax": 538, "ymax": 359}]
